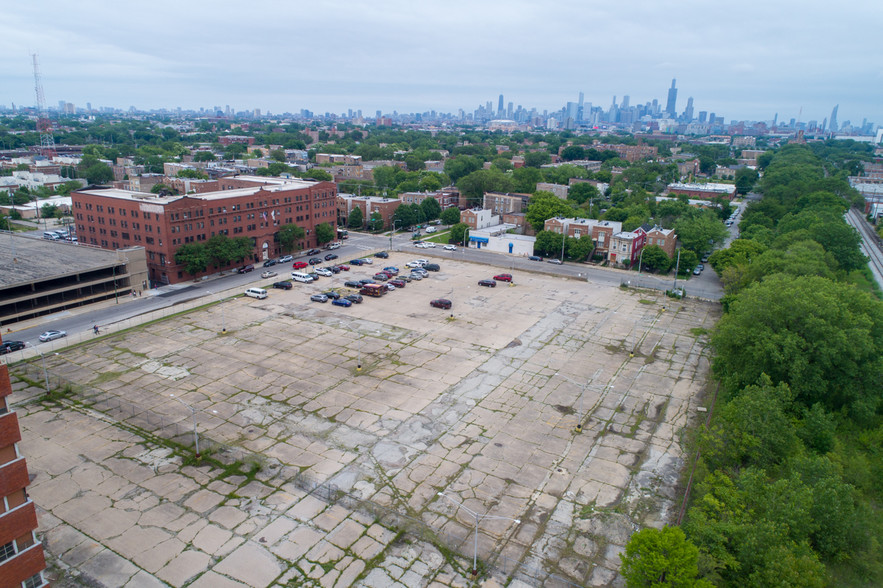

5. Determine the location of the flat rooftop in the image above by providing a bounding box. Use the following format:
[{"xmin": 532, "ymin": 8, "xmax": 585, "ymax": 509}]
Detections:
[
  {"xmin": 0, "ymin": 233, "xmax": 125, "ymax": 287},
  {"xmin": 76, "ymin": 177, "xmax": 322, "ymax": 204}
]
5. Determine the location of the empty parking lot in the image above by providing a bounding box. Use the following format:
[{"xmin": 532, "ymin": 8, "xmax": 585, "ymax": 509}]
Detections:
[{"xmin": 15, "ymin": 251, "xmax": 719, "ymax": 587}]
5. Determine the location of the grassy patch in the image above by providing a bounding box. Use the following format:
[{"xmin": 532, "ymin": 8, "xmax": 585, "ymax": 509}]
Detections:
[
  {"xmin": 90, "ymin": 370, "xmax": 125, "ymax": 385},
  {"xmin": 690, "ymin": 327, "xmax": 709, "ymax": 337},
  {"xmin": 638, "ymin": 299, "xmax": 656, "ymax": 305}
]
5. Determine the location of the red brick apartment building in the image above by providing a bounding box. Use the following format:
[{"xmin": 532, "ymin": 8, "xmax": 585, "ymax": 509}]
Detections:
[
  {"xmin": 72, "ymin": 176, "xmax": 337, "ymax": 286},
  {"xmin": 0, "ymin": 337, "xmax": 47, "ymax": 587}
]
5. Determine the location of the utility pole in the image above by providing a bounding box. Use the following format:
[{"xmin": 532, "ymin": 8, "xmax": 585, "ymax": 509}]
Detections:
[{"xmin": 32, "ymin": 54, "xmax": 56, "ymax": 158}]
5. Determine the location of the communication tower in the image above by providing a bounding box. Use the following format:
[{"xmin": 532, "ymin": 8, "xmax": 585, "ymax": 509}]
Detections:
[{"xmin": 32, "ymin": 53, "xmax": 56, "ymax": 158}]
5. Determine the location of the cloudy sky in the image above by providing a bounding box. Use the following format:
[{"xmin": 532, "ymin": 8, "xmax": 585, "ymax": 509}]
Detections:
[{"xmin": 2, "ymin": 1, "xmax": 880, "ymax": 126}]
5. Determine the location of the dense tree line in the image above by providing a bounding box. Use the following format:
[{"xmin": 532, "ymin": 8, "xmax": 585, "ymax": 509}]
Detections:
[{"xmin": 622, "ymin": 142, "xmax": 883, "ymax": 587}]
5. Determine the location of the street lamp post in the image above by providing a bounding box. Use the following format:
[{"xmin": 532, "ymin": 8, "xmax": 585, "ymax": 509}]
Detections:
[
  {"xmin": 208, "ymin": 290, "xmax": 227, "ymax": 333},
  {"xmin": 170, "ymin": 394, "xmax": 216, "ymax": 458},
  {"xmin": 389, "ymin": 219, "xmax": 402, "ymax": 251},
  {"xmin": 436, "ymin": 492, "xmax": 520, "ymax": 577},
  {"xmin": 37, "ymin": 349, "xmax": 50, "ymax": 391},
  {"xmin": 560, "ymin": 230, "xmax": 566, "ymax": 263},
  {"xmin": 638, "ymin": 246, "xmax": 645, "ymax": 275}
]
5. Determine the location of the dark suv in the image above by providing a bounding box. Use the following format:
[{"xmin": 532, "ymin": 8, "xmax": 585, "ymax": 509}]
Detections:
[
  {"xmin": 238, "ymin": 264, "xmax": 255, "ymax": 273},
  {"xmin": 423, "ymin": 263, "xmax": 440, "ymax": 272},
  {"xmin": 272, "ymin": 281, "xmax": 293, "ymax": 290}
]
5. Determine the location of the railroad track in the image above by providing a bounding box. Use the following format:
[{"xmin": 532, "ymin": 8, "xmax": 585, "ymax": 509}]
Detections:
[{"xmin": 845, "ymin": 208, "xmax": 883, "ymax": 287}]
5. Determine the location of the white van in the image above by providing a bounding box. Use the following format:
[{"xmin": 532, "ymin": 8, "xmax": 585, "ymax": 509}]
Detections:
[
  {"xmin": 43, "ymin": 231, "xmax": 60, "ymax": 240},
  {"xmin": 425, "ymin": 226, "xmax": 437, "ymax": 233},
  {"xmin": 291, "ymin": 271, "xmax": 314, "ymax": 283},
  {"xmin": 327, "ymin": 242, "xmax": 341, "ymax": 250},
  {"xmin": 245, "ymin": 287, "xmax": 268, "ymax": 299}
]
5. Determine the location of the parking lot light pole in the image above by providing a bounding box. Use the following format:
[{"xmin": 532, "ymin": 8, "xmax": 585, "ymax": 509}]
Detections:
[
  {"xmin": 37, "ymin": 349, "xmax": 50, "ymax": 391},
  {"xmin": 389, "ymin": 219, "xmax": 402, "ymax": 251},
  {"xmin": 170, "ymin": 394, "xmax": 217, "ymax": 458},
  {"xmin": 436, "ymin": 492, "xmax": 520, "ymax": 577}
]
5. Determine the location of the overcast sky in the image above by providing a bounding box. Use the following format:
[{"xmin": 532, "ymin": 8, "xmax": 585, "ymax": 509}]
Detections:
[{"xmin": 2, "ymin": 1, "xmax": 880, "ymax": 127}]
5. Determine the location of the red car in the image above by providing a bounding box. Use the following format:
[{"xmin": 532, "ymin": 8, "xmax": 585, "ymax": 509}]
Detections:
[
  {"xmin": 430, "ymin": 298, "xmax": 452, "ymax": 310},
  {"xmin": 493, "ymin": 273, "xmax": 513, "ymax": 282},
  {"xmin": 293, "ymin": 261, "xmax": 309, "ymax": 269},
  {"xmin": 337, "ymin": 265, "xmax": 350, "ymax": 271},
  {"xmin": 389, "ymin": 279, "xmax": 406, "ymax": 288}
]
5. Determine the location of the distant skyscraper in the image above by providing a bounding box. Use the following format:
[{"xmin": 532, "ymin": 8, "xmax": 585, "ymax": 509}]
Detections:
[
  {"xmin": 665, "ymin": 79, "xmax": 678, "ymax": 118},
  {"xmin": 829, "ymin": 104, "xmax": 839, "ymax": 133},
  {"xmin": 698, "ymin": 111, "xmax": 707, "ymax": 124},
  {"xmin": 498, "ymin": 94, "xmax": 504, "ymax": 115},
  {"xmin": 683, "ymin": 97, "xmax": 694, "ymax": 122},
  {"xmin": 621, "ymin": 95, "xmax": 630, "ymax": 109}
]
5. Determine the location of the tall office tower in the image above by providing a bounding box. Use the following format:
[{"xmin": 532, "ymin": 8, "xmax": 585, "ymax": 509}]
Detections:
[
  {"xmin": 829, "ymin": 104, "xmax": 839, "ymax": 133},
  {"xmin": 665, "ymin": 79, "xmax": 678, "ymax": 117},
  {"xmin": 507, "ymin": 102, "xmax": 513, "ymax": 119},
  {"xmin": 651, "ymin": 98, "xmax": 659, "ymax": 115},
  {"xmin": 498, "ymin": 94, "xmax": 504, "ymax": 115},
  {"xmin": 683, "ymin": 97, "xmax": 694, "ymax": 122},
  {"xmin": 773, "ymin": 113, "xmax": 778, "ymax": 126},
  {"xmin": 621, "ymin": 95, "xmax": 630, "ymax": 110},
  {"xmin": 578, "ymin": 91, "xmax": 585, "ymax": 121},
  {"xmin": 698, "ymin": 111, "xmax": 707, "ymax": 123}
]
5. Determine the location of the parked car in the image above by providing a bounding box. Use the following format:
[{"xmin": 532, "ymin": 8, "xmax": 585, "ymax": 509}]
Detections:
[
  {"xmin": 425, "ymin": 226, "xmax": 437, "ymax": 233},
  {"xmin": 493, "ymin": 273, "xmax": 513, "ymax": 282},
  {"xmin": 358, "ymin": 279, "xmax": 376, "ymax": 285},
  {"xmin": 315, "ymin": 268, "xmax": 333, "ymax": 277},
  {"xmin": 323, "ymin": 291, "xmax": 341, "ymax": 300},
  {"xmin": 350, "ymin": 259, "xmax": 365, "ymax": 266},
  {"xmin": 430, "ymin": 298, "xmax": 452, "ymax": 309},
  {"xmin": 547, "ymin": 258, "xmax": 563, "ymax": 265},
  {"xmin": 389, "ymin": 279, "xmax": 406, "ymax": 288},
  {"xmin": 337, "ymin": 265, "xmax": 350, "ymax": 271},
  {"xmin": 409, "ymin": 272, "xmax": 423, "ymax": 280},
  {"xmin": 443, "ymin": 244, "xmax": 456, "ymax": 251},
  {"xmin": 693, "ymin": 267, "xmax": 702, "ymax": 275},
  {"xmin": 406, "ymin": 261, "xmax": 423, "ymax": 268},
  {"xmin": 344, "ymin": 293, "xmax": 363, "ymax": 304},
  {"xmin": 310, "ymin": 294, "xmax": 328, "ymax": 303},
  {"xmin": 478, "ymin": 279, "xmax": 496, "ymax": 287},
  {"xmin": 382, "ymin": 266, "xmax": 399, "ymax": 275},
  {"xmin": 39, "ymin": 330, "xmax": 67, "ymax": 342},
  {"xmin": 373, "ymin": 273, "xmax": 390, "ymax": 281},
  {"xmin": 325, "ymin": 253, "xmax": 338, "ymax": 261},
  {"xmin": 360, "ymin": 257, "xmax": 373, "ymax": 264},
  {"xmin": 0, "ymin": 341, "xmax": 26, "ymax": 354},
  {"xmin": 306, "ymin": 248, "xmax": 321, "ymax": 256},
  {"xmin": 528, "ymin": 255, "xmax": 543, "ymax": 262},
  {"xmin": 262, "ymin": 259, "xmax": 277, "ymax": 267},
  {"xmin": 279, "ymin": 255, "xmax": 293, "ymax": 263},
  {"xmin": 327, "ymin": 242, "xmax": 341, "ymax": 250},
  {"xmin": 238, "ymin": 264, "xmax": 255, "ymax": 273},
  {"xmin": 273, "ymin": 281, "xmax": 293, "ymax": 290},
  {"xmin": 344, "ymin": 280, "xmax": 362, "ymax": 288},
  {"xmin": 398, "ymin": 275, "xmax": 411, "ymax": 283},
  {"xmin": 423, "ymin": 263, "xmax": 440, "ymax": 272},
  {"xmin": 414, "ymin": 259, "xmax": 428, "ymax": 265},
  {"xmin": 328, "ymin": 266, "xmax": 341, "ymax": 274},
  {"xmin": 261, "ymin": 271, "xmax": 277, "ymax": 278},
  {"xmin": 374, "ymin": 251, "xmax": 389, "ymax": 258},
  {"xmin": 411, "ymin": 268, "xmax": 428, "ymax": 277},
  {"xmin": 385, "ymin": 283, "xmax": 396, "ymax": 291},
  {"xmin": 293, "ymin": 261, "xmax": 309, "ymax": 269},
  {"xmin": 332, "ymin": 297, "xmax": 352, "ymax": 307}
]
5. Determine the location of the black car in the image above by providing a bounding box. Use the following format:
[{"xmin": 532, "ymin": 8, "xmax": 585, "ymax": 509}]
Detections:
[
  {"xmin": 478, "ymin": 279, "xmax": 496, "ymax": 287},
  {"xmin": 528, "ymin": 255, "xmax": 543, "ymax": 262},
  {"xmin": 309, "ymin": 257, "xmax": 322, "ymax": 265},
  {"xmin": 262, "ymin": 259, "xmax": 277, "ymax": 267},
  {"xmin": 423, "ymin": 263, "xmax": 440, "ymax": 272},
  {"xmin": 325, "ymin": 253, "xmax": 338, "ymax": 261},
  {"xmin": 272, "ymin": 281, "xmax": 293, "ymax": 290},
  {"xmin": 345, "ymin": 293, "xmax": 363, "ymax": 304},
  {"xmin": 358, "ymin": 279, "xmax": 376, "ymax": 285},
  {"xmin": 306, "ymin": 248, "xmax": 321, "ymax": 256},
  {"xmin": 323, "ymin": 291, "xmax": 341, "ymax": 300},
  {"xmin": 328, "ymin": 265, "xmax": 341, "ymax": 273},
  {"xmin": 374, "ymin": 251, "xmax": 389, "ymax": 259},
  {"xmin": 0, "ymin": 340, "xmax": 26, "ymax": 355},
  {"xmin": 344, "ymin": 280, "xmax": 362, "ymax": 288}
]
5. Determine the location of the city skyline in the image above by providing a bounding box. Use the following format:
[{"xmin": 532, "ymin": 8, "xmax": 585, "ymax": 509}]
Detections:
[{"xmin": 1, "ymin": 1, "xmax": 880, "ymax": 127}]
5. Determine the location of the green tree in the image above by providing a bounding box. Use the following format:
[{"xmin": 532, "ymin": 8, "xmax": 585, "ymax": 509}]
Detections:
[
  {"xmin": 449, "ymin": 222, "xmax": 469, "ymax": 245},
  {"xmin": 176, "ymin": 169, "xmax": 208, "ymax": 179},
  {"xmin": 512, "ymin": 166, "xmax": 543, "ymax": 193},
  {"xmin": 81, "ymin": 161, "xmax": 113, "ymax": 185},
  {"xmin": 303, "ymin": 168, "xmax": 333, "ymax": 181},
  {"xmin": 314, "ymin": 222, "xmax": 335, "ymax": 244},
  {"xmin": 347, "ymin": 206, "xmax": 364, "ymax": 229},
  {"xmin": 174, "ymin": 243, "xmax": 210, "ymax": 275},
  {"xmin": 393, "ymin": 204, "xmax": 417, "ymax": 229},
  {"xmin": 620, "ymin": 526, "xmax": 710, "ymax": 588},
  {"xmin": 567, "ymin": 182, "xmax": 600, "ymax": 205},
  {"xmin": 193, "ymin": 151, "xmax": 216, "ymax": 162},
  {"xmin": 734, "ymin": 167, "xmax": 759, "ymax": 194},
  {"xmin": 640, "ymin": 245, "xmax": 671, "ymax": 273},
  {"xmin": 440, "ymin": 206, "xmax": 461, "ymax": 225},
  {"xmin": 673, "ymin": 211, "xmax": 729, "ymax": 253},
  {"xmin": 276, "ymin": 223, "xmax": 305, "ymax": 253},
  {"xmin": 525, "ymin": 191, "xmax": 575, "ymax": 232},
  {"xmin": 368, "ymin": 211, "xmax": 384, "ymax": 231},
  {"xmin": 712, "ymin": 274, "xmax": 883, "ymax": 421},
  {"xmin": 567, "ymin": 235, "xmax": 595, "ymax": 262},
  {"xmin": 420, "ymin": 196, "xmax": 441, "ymax": 221},
  {"xmin": 534, "ymin": 230, "xmax": 563, "ymax": 257},
  {"xmin": 443, "ymin": 156, "xmax": 482, "ymax": 183},
  {"xmin": 560, "ymin": 145, "xmax": 586, "ymax": 161},
  {"xmin": 457, "ymin": 168, "xmax": 515, "ymax": 205},
  {"xmin": 270, "ymin": 148, "xmax": 286, "ymax": 162},
  {"xmin": 524, "ymin": 151, "xmax": 551, "ymax": 168}
]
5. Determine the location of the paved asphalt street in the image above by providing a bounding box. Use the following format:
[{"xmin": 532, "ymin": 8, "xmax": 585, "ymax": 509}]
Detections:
[{"xmin": 6, "ymin": 228, "xmax": 724, "ymax": 350}]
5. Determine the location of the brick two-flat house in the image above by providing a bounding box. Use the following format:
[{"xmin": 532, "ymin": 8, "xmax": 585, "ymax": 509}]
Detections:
[{"xmin": 543, "ymin": 217, "xmax": 623, "ymax": 260}]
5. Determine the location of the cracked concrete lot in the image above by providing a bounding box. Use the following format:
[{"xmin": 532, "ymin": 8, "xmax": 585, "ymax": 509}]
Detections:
[{"xmin": 14, "ymin": 252, "xmax": 719, "ymax": 587}]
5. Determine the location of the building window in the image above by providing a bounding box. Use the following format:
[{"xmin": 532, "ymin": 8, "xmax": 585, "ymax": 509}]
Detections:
[
  {"xmin": 0, "ymin": 541, "xmax": 15, "ymax": 562},
  {"xmin": 23, "ymin": 572, "xmax": 45, "ymax": 588}
]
